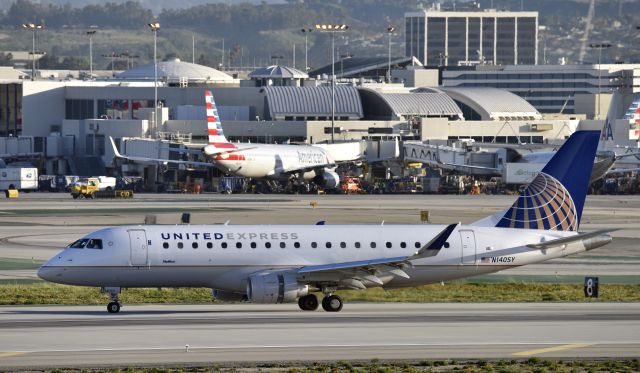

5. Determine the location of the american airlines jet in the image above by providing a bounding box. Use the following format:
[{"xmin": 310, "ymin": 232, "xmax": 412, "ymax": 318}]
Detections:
[
  {"xmin": 40, "ymin": 131, "xmax": 613, "ymax": 313},
  {"xmin": 111, "ymin": 90, "xmax": 360, "ymax": 189}
]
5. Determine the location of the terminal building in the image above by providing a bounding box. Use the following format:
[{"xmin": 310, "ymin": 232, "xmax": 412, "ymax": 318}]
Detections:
[
  {"xmin": 441, "ymin": 64, "xmax": 640, "ymax": 115},
  {"xmin": 2, "ymin": 56, "xmax": 635, "ymax": 185},
  {"xmin": 404, "ymin": 9, "xmax": 538, "ymax": 66}
]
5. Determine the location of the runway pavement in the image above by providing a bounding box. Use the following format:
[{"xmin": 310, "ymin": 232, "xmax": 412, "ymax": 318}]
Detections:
[{"xmin": 0, "ymin": 303, "xmax": 638, "ymax": 369}]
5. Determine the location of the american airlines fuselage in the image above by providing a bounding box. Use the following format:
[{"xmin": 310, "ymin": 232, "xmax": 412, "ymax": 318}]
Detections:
[{"xmin": 208, "ymin": 143, "xmax": 340, "ymax": 185}]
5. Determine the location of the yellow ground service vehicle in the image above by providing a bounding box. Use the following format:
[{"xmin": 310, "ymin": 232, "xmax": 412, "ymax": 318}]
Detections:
[{"xmin": 71, "ymin": 178, "xmax": 99, "ymax": 199}]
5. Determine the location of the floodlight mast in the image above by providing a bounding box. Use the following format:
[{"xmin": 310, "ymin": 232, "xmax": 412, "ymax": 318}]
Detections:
[{"xmin": 315, "ymin": 24, "xmax": 349, "ymax": 143}]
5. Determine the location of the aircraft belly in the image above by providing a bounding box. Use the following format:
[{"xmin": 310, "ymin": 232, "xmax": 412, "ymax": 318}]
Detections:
[{"xmin": 44, "ymin": 266, "xmax": 263, "ymax": 290}]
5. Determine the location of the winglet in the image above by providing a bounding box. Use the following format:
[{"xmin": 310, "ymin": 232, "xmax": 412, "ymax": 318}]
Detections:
[
  {"xmin": 410, "ymin": 223, "xmax": 458, "ymax": 260},
  {"xmin": 109, "ymin": 136, "xmax": 123, "ymax": 158}
]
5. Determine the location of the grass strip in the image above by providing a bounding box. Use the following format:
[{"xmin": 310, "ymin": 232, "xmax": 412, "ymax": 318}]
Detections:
[
  {"xmin": 1, "ymin": 282, "xmax": 639, "ymax": 305},
  {"xmin": 40, "ymin": 358, "xmax": 640, "ymax": 372}
]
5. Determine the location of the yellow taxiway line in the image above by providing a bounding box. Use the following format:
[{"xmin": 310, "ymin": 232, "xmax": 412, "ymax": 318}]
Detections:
[
  {"xmin": 512, "ymin": 343, "xmax": 592, "ymax": 357},
  {"xmin": 0, "ymin": 351, "xmax": 28, "ymax": 358}
]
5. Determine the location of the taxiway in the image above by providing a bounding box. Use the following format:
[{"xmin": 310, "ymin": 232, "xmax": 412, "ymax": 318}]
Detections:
[{"xmin": 0, "ymin": 303, "xmax": 638, "ymax": 369}]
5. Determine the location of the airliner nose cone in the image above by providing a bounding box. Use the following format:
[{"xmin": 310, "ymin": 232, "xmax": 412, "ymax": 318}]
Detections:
[{"xmin": 37, "ymin": 266, "xmax": 59, "ymax": 282}]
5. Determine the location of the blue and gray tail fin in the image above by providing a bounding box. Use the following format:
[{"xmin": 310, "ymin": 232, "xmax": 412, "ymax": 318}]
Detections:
[{"xmin": 495, "ymin": 130, "xmax": 600, "ymax": 231}]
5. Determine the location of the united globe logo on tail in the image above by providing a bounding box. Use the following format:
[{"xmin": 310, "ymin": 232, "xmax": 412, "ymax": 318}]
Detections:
[
  {"xmin": 494, "ymin": 131, "xmax": 600, "ymax": 232},
  {"xmin": 496, "ymin": 172, "xmax": 578, "ymax": 231}
]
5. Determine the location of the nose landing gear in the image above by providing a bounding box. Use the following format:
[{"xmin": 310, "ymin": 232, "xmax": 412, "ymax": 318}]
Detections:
[
  {"xmin": 102, "ymin": 287, "xmax": 122, "ymax": 314},
  {"xmin": 107, "ymin": 301, "xmax": 121, "ymax": 313}
]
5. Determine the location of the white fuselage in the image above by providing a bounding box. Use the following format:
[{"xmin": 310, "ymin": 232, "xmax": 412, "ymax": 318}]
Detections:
[
  {"xmin": 213, "ymin": 144, "xmax": 334, "ymax": 180},
  {"xmin": 39, "ymin": 224, "xmax": 589, "ymax": 294}
]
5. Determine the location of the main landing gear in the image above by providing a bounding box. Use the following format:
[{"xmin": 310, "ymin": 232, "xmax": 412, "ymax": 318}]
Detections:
[
  {"xmin": 297, "ymin": 293, "xmax": 343, "ymax": 312},
  {"xmin": 102, "ymin": 287, "xmax": 122, "ymax": 314}
]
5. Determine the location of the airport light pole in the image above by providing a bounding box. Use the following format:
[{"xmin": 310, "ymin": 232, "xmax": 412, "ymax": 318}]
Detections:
[
  {"xmin": 315, "ymin": 23, "xmax": 349, "ymax": 143},
  {"xmin": 387, "ymin": 26, "xmax": 395, "ymax": 83},
  {"xmin": 22, "ymin": 23, "xmax": 44, "ymax": 81},
  {"xmin": 300, "ymin": 28, "xmax": 313, "ymax": 72},
  {"xmin": 589, "ymin": 42, "xmax": 611, "ymax": 120},
  {"xmin": 148, "ymin": 21, "xmax": 160, "ymax": 137},
  {"xmin": 86, "ymin": 29, "xmax": 97, "ymax": 78}
]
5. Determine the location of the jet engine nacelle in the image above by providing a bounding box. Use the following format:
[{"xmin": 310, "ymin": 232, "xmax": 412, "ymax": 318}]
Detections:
[
  {"xmin": 314, "ymin": 170, "xmax": 340, "ymax": 189},
  {"xmin": 246, "ymin": 271, "xmax": 308, "ymax": 303},
  {"xmin": 212, "ymin": 289, "xmax": 247, "ymax": 302}
]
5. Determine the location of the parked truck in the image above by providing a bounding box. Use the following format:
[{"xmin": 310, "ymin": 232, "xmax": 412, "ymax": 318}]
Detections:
[
  {"xmin": 70, "ymin": 177, "xmax": 100, "ymax": 199},
  {"xmin": 0, "ymin": 168, "xmax": 38, "ymax": 191}
]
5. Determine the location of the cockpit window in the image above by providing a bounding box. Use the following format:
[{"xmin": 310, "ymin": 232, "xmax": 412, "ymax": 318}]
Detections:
[
  {"xmin": 86, "ymin": 239, "xmax": 103, "ymax": 249},
  {"xmin": 68, "ymin": 238, "xmax": 102, "ymax": 249},
  {"xmin": 69, "ymin": 239, "xmax": 89, "ymax": 248}
]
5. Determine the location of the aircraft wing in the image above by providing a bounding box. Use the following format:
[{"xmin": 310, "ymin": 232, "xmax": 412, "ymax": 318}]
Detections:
[
  {"xmin": 526, "ymin": 229, "xmax": 617, "ymax": 250},
  {"xmin": 110, "ymin": 137, "xmax": 214, "ymax": 168},
  {"xmin": 296, "ymin": 223, "xmax": 458, "ymax": 288}
]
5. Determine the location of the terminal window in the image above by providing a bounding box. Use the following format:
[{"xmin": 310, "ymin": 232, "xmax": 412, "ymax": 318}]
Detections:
[{"xmin": 65, "ymin": 99, "xmax": 94, "ymax": 120}]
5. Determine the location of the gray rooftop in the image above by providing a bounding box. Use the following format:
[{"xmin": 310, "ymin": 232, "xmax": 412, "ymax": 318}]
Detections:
[
  {"xmin": 264, "ymin": 86, "xmax": 363, "ymax": 120},
  {"xmin": 116, "ymin": 58, "xmax": 234, "ymax": 82},
  {"xmin": 438, "ymin": 87, "xmax": 541, "ymax": 120},
  {"xmin": 359, "ymin": 88, "xmax": 463, "ymax": 120},
  {"xmin": 249, "ymin": 65, "xmax": 308, "ymax": 79},
  {"xmin": 379, "ymin": 92, "xmax": 463, "ymax": 118}
]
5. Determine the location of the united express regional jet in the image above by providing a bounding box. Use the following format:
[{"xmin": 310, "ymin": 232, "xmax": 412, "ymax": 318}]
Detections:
[
  {"xmin": 40, "ymin": 131, "xmax": 613, "ymax": 313},
  {"xmin": 112, "ymin": 90, "xmax": 360, "ymax": 189}
]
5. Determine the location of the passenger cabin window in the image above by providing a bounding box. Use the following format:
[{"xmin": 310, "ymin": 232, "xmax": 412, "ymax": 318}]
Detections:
[
  {"xmin": 311, "ymin": 242, "xmax": 317, "ymax": 248},
  {"xmin": 444, "ymin": 242, "xmax": 450, "ymax": 248},
  {"xmin": 414, "ymin": 242, "xmax": 421, "ymax": 248},
  {"xmin": 163, "ymin": 242, "xmax": 169, "ymax": 249},
  {"xmin": 221, "ymin": 242, "xmax": 228, "ymax": 249},
  {"xmin": 326, "ymin": 242, "xmax": 332, "ymax": 248},
  {"xmin": 192, "ymin": 242, "xmax": 198, "ymax": 249},
  {"xmin": 207, "ymin": 242, "xmax": 213, "ymax": 249},
  {"xmin": 340, "ymin": 242, "xmax": 346, "ymax": 248},
  {"xmin": 251, "ymin": 242, "xmax": 257, "ymax": 249},
  {"xmin": 86, "ymin": 239, "xmax": 103, "ymax": 249},
  {"xmin": 177, "ymin": 242, "xmax": 184, "ymax": 249},
  {"xmin": 236, "ymin": 242, "xmax": 242, "ymax": 249},
  {"xmin": 265, "ymin": 242, "xmax": 271, "ymax": 249},
  {"xmin": 370, "ymin": 242, "xmax": 376, "ymax": 248},
  {"xmin": 294, "ymin": 242, "xmax": 300, "ymax": 248},
  {"xmin": 355, "ymin": 242, "xmax": 361, "ymax": 248},
  {"xmin": 280, "ymin": 242, "xmax": 286, "ymax": 249},
  {"xmin": 386, "ymin": 242, "xmax": 392, "ymax": 248},
  {"xmin": 400, "ymin": 242, "xmax": 407, "ymax": 248}
]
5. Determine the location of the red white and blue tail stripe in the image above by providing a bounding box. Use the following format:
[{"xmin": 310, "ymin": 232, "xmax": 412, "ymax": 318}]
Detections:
[{"xmin": 205, "ymin": 90, "xmax": 236, "ymax": 150}]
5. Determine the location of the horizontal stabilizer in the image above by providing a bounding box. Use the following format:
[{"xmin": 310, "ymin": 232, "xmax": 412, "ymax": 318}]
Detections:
[{"xmin": 526, "ymin": 229, "xmax": 617, "ymax": 250}]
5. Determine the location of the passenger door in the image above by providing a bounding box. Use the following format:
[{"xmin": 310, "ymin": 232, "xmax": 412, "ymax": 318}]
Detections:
[
  {"xmin": 128, "ymin": 229, "xmax": 148, "ymax": 266},
  {"xmin": 459, "ymin": 230, "xmax": 476, "ymax": 264}
]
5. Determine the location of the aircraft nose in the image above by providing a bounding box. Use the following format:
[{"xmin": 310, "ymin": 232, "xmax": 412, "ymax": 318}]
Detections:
[{"xmin": 37, "ymin": 266, "xmax": 61, "ymax": 282}]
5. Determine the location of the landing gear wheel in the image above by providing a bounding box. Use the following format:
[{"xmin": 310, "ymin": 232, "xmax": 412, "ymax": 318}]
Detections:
[
  {"xmin": 107, "ymin": 302, "xmax": 121, "ymax": 313},
  {"xmin": 321, "ymin": 295, "xmax": 343, "ymax": 312},
  {"xmin": 298, "ymin": 294, "xmax": 319, "ymax": 311}
]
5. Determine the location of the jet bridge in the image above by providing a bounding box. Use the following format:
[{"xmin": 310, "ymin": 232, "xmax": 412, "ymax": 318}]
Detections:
[{"xmin": 403, "ymin": 141, "xmax": 503, "ymax": 176}]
